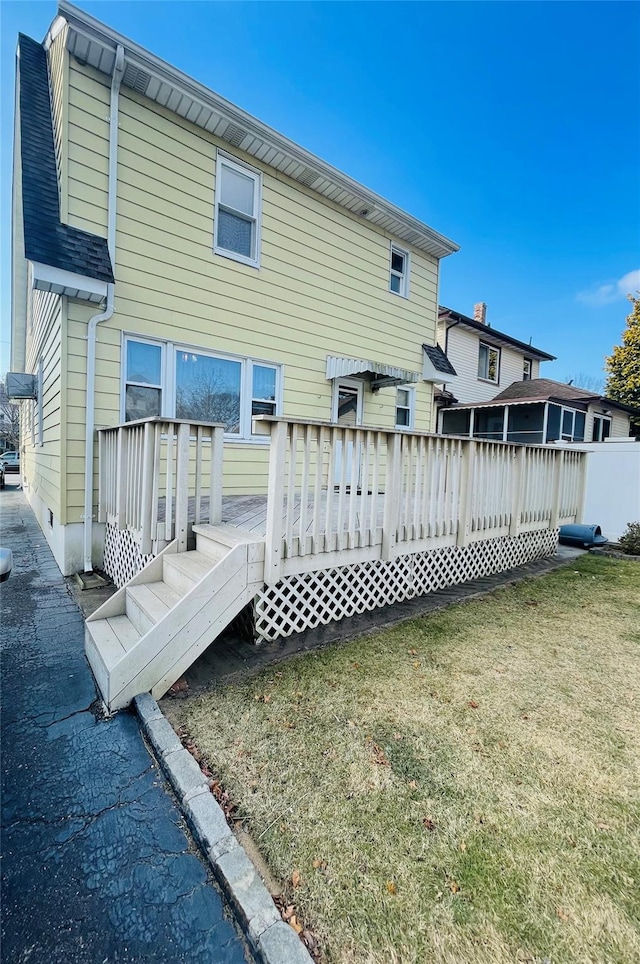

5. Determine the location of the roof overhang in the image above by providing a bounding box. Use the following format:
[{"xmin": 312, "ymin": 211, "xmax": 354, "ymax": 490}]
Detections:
[
  {"xmin": 326, "ymin": 356, "xmax": 419, "ymax": 392},
  {"xmin": 31, "ymin": 261, "xmax": 109, "ymax": 303},
  {"xmin": 57, "ymin": 1, "xmax": 459, "ymax": 260},
  {"xmin": 438, "ymin": 307, "xmax": 556, "ymax": 362},
  {"xmin": 422, "ymin": 343, "xmax": 457, "ymax": 384}
]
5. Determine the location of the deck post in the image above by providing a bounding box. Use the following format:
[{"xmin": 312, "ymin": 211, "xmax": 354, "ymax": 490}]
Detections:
[
  {"xmin": 115, "ymin": 426, "xmax": 128, "ymax": 530},
  {"xmin": 209, "ymin": 425, "xmax": 224, "ymax": 525},
  {"xmin": 97, "ymin": 430, "xmax": 106, "ymax": 524},
  {"xmin": 509, "ymin": 446, "xmax": 524, "ymax": 537},
  {"xmin": 174, "ymin": 422, "xmax": 190, "ymax": 552},
  {"xmin": 382, "ymin": 431, "xmax": 402, "ymax": 561},
  {"xmin": 139, "ymin": 420, "xmax": 155, "ymax": 554},
  {"xmin": 264, "ymin": 420, "xmax": 288, "ymax": 584},
  {"xmin": 549, "ymin": 449, "xmax": 564, "ymax": 529},
  {"xmin": 456, "ymin": 439, "xmax": 476, "ymax": 547}
]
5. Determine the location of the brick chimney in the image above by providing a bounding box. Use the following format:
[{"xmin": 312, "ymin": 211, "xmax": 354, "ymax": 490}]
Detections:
[{"xmin": 473, "ymin": 302, "xmax": 487, "ymax": 324}]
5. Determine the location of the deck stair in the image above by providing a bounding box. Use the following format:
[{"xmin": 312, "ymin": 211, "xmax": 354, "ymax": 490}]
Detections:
[{"xmin": 85, "ymin": 525, "xmax": 265, "ymax": 711}]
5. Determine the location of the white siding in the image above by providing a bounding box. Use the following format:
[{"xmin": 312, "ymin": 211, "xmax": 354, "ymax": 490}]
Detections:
[{"xmin": 437, "ymin": 324, "xmax": 537, "ymax": 404}]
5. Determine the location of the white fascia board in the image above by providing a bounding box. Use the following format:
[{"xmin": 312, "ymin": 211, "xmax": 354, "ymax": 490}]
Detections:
[
  {"xmin": 57, "ymin": 1, "xmax": 459, "ymax": 259},
  {"xmin": 30, "ymin": 262, "xmax": 109, "ymax": 301},
  {"xmin": 423, "ymin": 354, "xmax": 458, "ymax": 385}
]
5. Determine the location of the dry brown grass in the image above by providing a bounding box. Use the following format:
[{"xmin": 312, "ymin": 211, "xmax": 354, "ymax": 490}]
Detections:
[{"xmin": 174, "ymin": 555, "xmax": 640, "ymax": 964}]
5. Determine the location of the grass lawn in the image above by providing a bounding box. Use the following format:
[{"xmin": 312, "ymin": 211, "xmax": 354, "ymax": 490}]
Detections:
[{"xmin": 173, "ymin": 555, "xmax": 640, "ymax": 964}]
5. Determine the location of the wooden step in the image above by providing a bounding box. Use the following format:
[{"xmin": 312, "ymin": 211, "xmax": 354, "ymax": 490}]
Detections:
[
  {"xmin": 162, "ymin": 550, "xmax": 215, "ymax": 595},
  {"xmin": 126, "ymin": 583, "xmax": 178, "ymax": 636},
  {"xmin": 193, "ymin": 523, "xmax": 265, "ymax": 548}
]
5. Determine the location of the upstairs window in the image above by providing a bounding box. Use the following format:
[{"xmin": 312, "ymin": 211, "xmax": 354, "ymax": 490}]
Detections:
[
  {"xmin": 389, "ymin": 244, "xmax": 409, "ymax": 297},
  {"xmin": 478, "ymin": 342, "xmax": 500, "ymax": 383},
  {"xmin": 523, "ymin": 358, "xmax": 532, "ymax": 380},
  {"xmin": 592, "ymin": 414, "xmax": 611, "ymax": 442},
  {"xmin": 395, "ymin": 386, "xmax": 415, "ymax": 428},
  {"xmin": 214, "ymin": 153, "xmax": 262, "ymax": 267}
]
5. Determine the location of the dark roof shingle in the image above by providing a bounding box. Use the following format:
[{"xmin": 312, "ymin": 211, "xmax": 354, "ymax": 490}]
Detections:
[
  {"xmin": 423, "ymin": 343, "xmax": 457, "ymax": 377},
  {"xmin": 18, "ymin": 34, "xmax": 114, "ymax": 284},
  {"xmin": 493, "ymin": 379, "xmax": 597, "ymax": 403}
]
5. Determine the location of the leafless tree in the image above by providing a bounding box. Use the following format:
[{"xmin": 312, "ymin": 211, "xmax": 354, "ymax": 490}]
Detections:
[
  {"xmin": 176, "ymin": 370, "xmax": 241, "ymax": 432},
  {"xmin": 563, "ymin": 372, "xmax": 605, "ymax": 395},
  {"xmin": 0, "ymin": 382, "xmax": 20, "ymax": 451}
]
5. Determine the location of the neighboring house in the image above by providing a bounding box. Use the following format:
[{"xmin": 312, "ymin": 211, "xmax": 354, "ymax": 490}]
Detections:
[
  {"xmin": 440, "ymin": 378, "xmax": 638, "ymax": 444},
  {"xmin": 11, "ymin": 2, "xmax": 459, "ymax": 577},
  {"xmin": 436, "ymin": 303, "xmax": 555, "ymax": 406}
]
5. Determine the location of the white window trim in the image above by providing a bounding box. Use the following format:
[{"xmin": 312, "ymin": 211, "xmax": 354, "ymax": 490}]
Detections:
[
  {"xmin": 389, "ymin": 243, "xmax": 410, "ymax": 298},
  {"xmin": 478, "ymin": 342, "xmax": 501, "ymax": 383},
  {"xmin": 395, "ymin": 384, "xmax": 416, "ymax": 429},
  {"xmin": 121, "ymin": 334, "xmax": 281, "ymax": 442},
  {"xmin": 122, "ymin": 335, "xmax": 165, "ymax": 422},
  {"xmin": 592, "ymin": 413, "xmax": 612, "ymax": 442},
  {"xmin": 560, "ymin": 406, "xmax": 586, "ymax": 442},
  {"xmin": 523, "ymin": 357, "xmax": 532, "ymax": 380},
  {"xmin": 214, "ymin": 150, "xmax": 263, "ymax": 269}
]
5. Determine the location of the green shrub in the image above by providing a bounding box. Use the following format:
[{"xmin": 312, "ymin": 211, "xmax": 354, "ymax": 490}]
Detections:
[{"xmin": 618, "ymin": 521, "xmax": 640, "ymax": 555}]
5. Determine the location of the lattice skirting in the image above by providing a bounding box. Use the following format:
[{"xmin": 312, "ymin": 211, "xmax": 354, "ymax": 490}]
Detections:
[
  {"xmin": 103, "ymin": 524, "xmax": 154, "ymax": 588},
  {"xmin": 253, "ymin": 529, "xmax": 559, "ymax": 642}
]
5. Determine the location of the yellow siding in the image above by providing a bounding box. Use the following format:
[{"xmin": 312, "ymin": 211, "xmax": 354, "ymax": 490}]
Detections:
[
  {"xmin": 67, "ymin": 62, "xmax": 109, "ymax": 237},
  {"xmin": 62, "ymin": 60, "xmax": 438, "ymax": 508},
  {"xmin": 22, "ymin": 290, "xmax": 64, "ymax": 517},
  {"xmin": 47, "ymin": 24, "xmax": 69, "ymax": 219}
]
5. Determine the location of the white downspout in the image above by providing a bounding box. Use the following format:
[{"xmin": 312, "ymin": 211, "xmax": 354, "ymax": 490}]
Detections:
[{"xmin": 83, "ymin": 44, "xmax": 124, "ymax": 573}]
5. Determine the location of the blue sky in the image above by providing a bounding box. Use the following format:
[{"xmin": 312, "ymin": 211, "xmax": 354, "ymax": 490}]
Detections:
[{"xmin": 2, "ymin": 1, "xmax": 639, "ymax": 388}]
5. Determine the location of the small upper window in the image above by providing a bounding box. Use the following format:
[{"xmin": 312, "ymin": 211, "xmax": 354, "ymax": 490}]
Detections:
[
  {"xmin": 214, "ymin": 153, "xmax": 262, "ymax": 267},
  {"xmin": 389, "ymin": 245, "xmax": 409, "ymax": 297},
  {"xmin": 395, "ymin": 386, "xmax": 415, "ymax": 429},
  {"xmin": 523, "ymin": 358, "xmax": 532, "ymax": 380},
  {"xmin": 478, "ymin": 342, "xmax": 500, "ymax": 383}
]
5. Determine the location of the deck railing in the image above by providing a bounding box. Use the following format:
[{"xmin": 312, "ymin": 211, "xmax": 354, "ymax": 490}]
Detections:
[
  {"xmin": 253, "ymin": 417, "xmax": 587, "ymax": 584},
  {"xmin": 97, "ymin": 418, "xmax": 224, "ymax": 554}
]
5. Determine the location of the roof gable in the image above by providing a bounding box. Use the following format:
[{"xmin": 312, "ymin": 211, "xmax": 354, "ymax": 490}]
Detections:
[
  {"xmin": 57, "ymin": 0, "xmax": 458, "ymax": 260},
  {"xmin": 18, "ymin": 33, "xmax": 114, "ymax": 284}
]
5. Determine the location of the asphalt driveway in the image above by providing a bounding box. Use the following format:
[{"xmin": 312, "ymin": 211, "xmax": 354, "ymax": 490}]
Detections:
[{"xmin": 0, "ymin": 483, "xmax": 253, "ymax": 963}]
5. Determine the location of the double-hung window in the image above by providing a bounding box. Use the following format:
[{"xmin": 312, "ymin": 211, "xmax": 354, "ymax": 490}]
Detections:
[
  {"xmin": 523, "ymin": 358, "xmax": 532, "ymax": 380},
  {"xmin": 389, "ymin": 244, "xmax": 409, "ymax": 297},
  {"xmin": 124, "ymin": 339, "xmax": 164, "ymax": 422},
  {"xmin": 395, "ymin": 386, "xmax": 415, "ymax": 428},
  {"xmin": 214, "ymin": 152, "xmax": 262, "ymax": 267},
  {"xmin": 123, "ymin": 336, "xmax": 280, "ymax": 440},
  {"xmin": 478, "ymin": 342, "xmax": 500, "ymax": 383}
]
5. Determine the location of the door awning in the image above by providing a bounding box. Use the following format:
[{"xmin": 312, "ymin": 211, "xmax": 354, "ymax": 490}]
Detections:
[{"xmin": 326, "ymin": 356, "xmax": 420, "ymax": 392}]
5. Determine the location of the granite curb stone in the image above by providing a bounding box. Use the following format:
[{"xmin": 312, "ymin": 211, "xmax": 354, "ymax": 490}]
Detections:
[{"xmin": 134, "ymin": 693, "xmax": 314, "ymax": 964}]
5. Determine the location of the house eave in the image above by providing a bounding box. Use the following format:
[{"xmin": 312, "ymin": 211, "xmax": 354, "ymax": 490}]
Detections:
[
  {"xmin": 438, "ymin": 307, "xmax": 555, "ymax": 361},
  {"xmin": 31, "ymin": 261, "xmax": 108, "ymax": 303},
  {"xmin": 57, "ymin": 0, "xmax": 459, "ymax": 260}
]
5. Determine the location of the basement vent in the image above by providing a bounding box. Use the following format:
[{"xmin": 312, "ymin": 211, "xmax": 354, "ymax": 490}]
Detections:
[
  {"xmin": 297, "ymin": 168, "xmax": 320, "ymax": 188},
  {"xmin": 122, "ymin": 63, "xmax": 151, "ymax": 94},
  {"xmin": 224, "ymin": 123, "xmax": 247, "ymax": 146}
]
